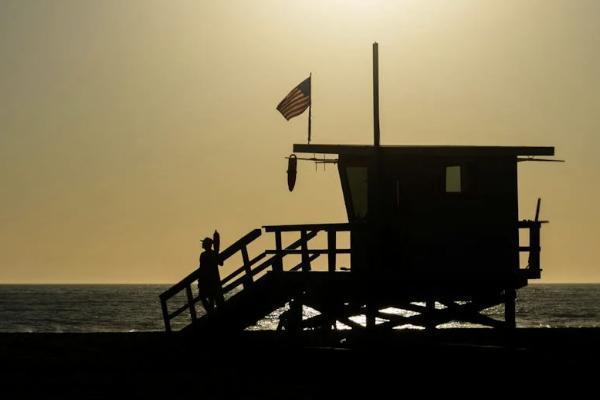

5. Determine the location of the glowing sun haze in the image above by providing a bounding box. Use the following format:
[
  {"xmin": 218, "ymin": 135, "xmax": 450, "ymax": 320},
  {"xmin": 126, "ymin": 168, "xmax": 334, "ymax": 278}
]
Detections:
[{"xmin": 1, "ymin": 0, "xmax": 599, "ymax": 283}]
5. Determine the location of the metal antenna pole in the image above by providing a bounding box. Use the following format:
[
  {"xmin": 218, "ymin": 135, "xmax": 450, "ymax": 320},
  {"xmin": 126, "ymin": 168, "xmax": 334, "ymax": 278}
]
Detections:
[
  {"xmin": 308, "ymin": 72, "xmax": 312, "ymax": 144},
  {"xmin": 373, "ymin": 43, "xmax": 380, "ymax": 147}
]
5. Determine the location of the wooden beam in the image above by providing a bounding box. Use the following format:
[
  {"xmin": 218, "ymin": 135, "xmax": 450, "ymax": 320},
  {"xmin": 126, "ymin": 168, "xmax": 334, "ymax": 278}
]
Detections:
[
  {"xmin": 264, "ymin": 223, "xmax": 353, "ymax": 232},
  {"xmin": 160, "ymin": 299, "xmax": 171, "ymax": 334},
  {"xmin": 366, "ymin": 299, "xmax": 503, "ymax": 329},
  {"xmin": 327, "ymin": 230, "xmax": 336, "ymax": 272},
  {"xmin": 185, "ymin": 284, "xmax": 197, "ymax": 322},
  {"xmin": 425, "ymin": 300, "xmax": 436, "ymax": 330},
  {"xmin": 265, "ymin": 249, "xmax": 351, "ymax": 255},
  {"xmin": 288, "ymin": 297, "xmax": 303, "ymax": 333},
  {"xmin": 168, "ymin": 302, "xmax": 192, "ymax": 321},
  {"xmin": 289, "ymin": 253, "xmax": 320, "ymax": 272},
  {"xmin": 218, "ymin": 228, "xmax": 262, "ymax": 263},
  {"xmin": 221, "ymin": 252, "xmax": 266, "ymax": 286},
  {"xmin": 336, "ymin": 316, "xmax": 366, "ymax": 330},
  {"xmin": 505, "ymin": 288, "xmax": 516, "ymax": 329},
  {"xmin": 222, "ymin": 234, "xmax": 320, "ymax": 292},
  {"xmin": 300, "ymin": 230, "xmax": 310, "ymax": 272},
  {"xmin": 221, "ymin": 256, "xmax": 275, "ymax": 293},
  {"xmin": 241, "ymin": 245, "xmax": 253, "ymax": 288},
  {"xmin": 293, "ymin": 144, "xmax": 555, "ymax": 157},
  {"xmin": 375, "ymin": 311, "xmax": 410, "ymax": 324},
  {"xmin": 465, "ymin": 313, "xmax": 505, "ymax": 329},
  {"xmin": 274, "ymin": 231, "xmax": 283, "ymax": 272}
]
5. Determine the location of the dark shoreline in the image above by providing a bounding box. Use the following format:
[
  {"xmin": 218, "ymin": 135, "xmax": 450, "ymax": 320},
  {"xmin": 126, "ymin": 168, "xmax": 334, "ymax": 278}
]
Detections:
[{"xmin": 2, "ymin": 329, "xmax": 597, "ymax": 398}]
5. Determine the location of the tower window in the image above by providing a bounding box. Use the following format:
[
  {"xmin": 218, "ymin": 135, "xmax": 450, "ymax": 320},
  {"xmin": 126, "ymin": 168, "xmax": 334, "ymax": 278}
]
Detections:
[{"xmin": 445, "ymin": 165, "xmax": 462, "ymax": 193}]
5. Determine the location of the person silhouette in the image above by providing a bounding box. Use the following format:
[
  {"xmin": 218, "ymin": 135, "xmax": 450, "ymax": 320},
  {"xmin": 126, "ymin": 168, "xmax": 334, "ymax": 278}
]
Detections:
[{"xmin": 197, "ymin": 236, "xmax": 224, "ymax": 314}]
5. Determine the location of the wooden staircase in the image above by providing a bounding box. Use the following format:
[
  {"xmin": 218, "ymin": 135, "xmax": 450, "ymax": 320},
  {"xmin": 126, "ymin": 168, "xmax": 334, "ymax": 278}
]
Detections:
[
  {"xmin": 181, "ymin": 272, "xmax": 303, "ymax": 334},
  {"xmin": 159, "ymin": 224, "xmax": 352, "ymax": 334}
]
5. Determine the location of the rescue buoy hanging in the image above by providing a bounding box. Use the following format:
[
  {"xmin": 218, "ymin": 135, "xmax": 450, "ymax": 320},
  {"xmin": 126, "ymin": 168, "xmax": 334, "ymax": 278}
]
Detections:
[{"xmin": 287, "ymin": 154, "xmax": 297, "ymax": 192}]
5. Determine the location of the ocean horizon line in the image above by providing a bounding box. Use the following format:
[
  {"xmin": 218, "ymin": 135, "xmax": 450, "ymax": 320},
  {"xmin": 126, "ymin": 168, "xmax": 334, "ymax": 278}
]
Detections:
[{"xmin": 1, "ymin": 281, "xmax": 599, "ymax": 285}]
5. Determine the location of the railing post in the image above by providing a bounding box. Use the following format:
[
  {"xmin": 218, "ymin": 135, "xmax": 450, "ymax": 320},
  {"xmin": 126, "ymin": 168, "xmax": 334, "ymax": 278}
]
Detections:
[
  {"xmin": 274, "ymin": 231, "xmax": 283, "ymax": 272},
  {"xmin": 301, "ymin": 230, "xmax": 310, "ymax": 272},
  {"xmin": 161, "ymin": 299, "xmax": 172, "ymax": 333},
  {"xmin": 288, "ymin": 296, "xmax": 303, "ymax": 334},
  {"xmin": 327, "ymin": 229, "xmax": 336, "ymax": 272},
  {"xmin": 529, "ymin": 223, "xmax": 541, "ymax": 271},
  {"xmin": 185, "ymin": 284, "xmax": 197, "ymax": 322},
  {"xmin": 241, "ymin": 244, "xmax": 254, "ymax": 288}
]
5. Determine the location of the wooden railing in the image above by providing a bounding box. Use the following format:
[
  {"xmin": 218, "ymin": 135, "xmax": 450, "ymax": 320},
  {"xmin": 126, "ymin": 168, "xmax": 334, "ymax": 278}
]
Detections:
[
  {"xmin": 159, "ymin": 229, "xmax": 262, "ymax": 333},
  {"xmin": 518, "ymin": 219, "xmax": 547, "ymax": 279},
  {"xmin": 263, "ymin": 223, "xmax": 352, "ymax": 273},
  {"xmin": 159, "ymin": 223, "xmax": 353, "ymax": 333}
]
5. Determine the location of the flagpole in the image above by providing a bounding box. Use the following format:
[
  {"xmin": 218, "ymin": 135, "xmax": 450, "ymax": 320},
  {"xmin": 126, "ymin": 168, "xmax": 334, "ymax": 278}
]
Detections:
[{"xmin": 308, "ymin": 72, "xmax": 312, "ymax": 144}]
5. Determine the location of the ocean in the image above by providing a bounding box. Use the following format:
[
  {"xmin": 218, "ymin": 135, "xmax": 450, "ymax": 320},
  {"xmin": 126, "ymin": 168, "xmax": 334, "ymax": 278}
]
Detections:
[{"xmin": 0, "ymin": 284, "xmax": 599, "ymax": 333}]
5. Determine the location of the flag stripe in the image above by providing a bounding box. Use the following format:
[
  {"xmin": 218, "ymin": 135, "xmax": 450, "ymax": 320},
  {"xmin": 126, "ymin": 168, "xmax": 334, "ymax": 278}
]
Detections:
[
  {"xmin": 282, "ymin": 100, "xmax": 310, "ymax": 118},
  {"xmin": 279, "ymin": 100, "xmax": 310, "ymax": 120},
  {"xmin": 277, "ymin": 77, "xmax": 311, "ymax": 120},
  {"xmin": 283, "ymin": 107, "xmax": 309, "ymax": 120},
  {"xmin": 277, "ymin": 95, "xmax": 302, "ymax": 111},
  {"xmin": 277, "ymin": 96, "xmax": 310, "ymax": 119},
  {"xmin": 280, "ymin": 96, "xmax": 310, "ymax": 113},
  {"xmin": 277, "ymin": 89, "xmax": 305, "ymax": 111}
]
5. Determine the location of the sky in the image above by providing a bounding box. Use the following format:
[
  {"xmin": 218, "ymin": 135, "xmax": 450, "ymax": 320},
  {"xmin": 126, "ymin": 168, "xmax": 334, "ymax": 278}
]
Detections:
[{"xmin": 0, "ymin": 0, "xmax": 599, "ymax": 283}]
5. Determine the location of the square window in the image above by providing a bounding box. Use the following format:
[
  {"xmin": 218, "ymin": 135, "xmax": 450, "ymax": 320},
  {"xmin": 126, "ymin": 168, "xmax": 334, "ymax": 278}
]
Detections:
[{"xmin": 445, "ymin": 166, "xmax": 462, "ymax": 193}]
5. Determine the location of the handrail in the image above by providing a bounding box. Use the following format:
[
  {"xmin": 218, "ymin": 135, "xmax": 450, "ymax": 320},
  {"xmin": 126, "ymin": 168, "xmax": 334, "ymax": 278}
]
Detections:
[
  {"xmin": 263, "ymin": 222, "xmax": 353, "ymax": 232},
  {"xmin": 159, "ymin": 270, "xmax": 198, "ymax": 303},
  {"xmin": 220, "ymin": 252, "xmax": 267, "ymax": 286},
  {"xmin": 220, "ymin": 230, "xmax": 319, "ymax": 287},
  {"xmin": 265, "ymin": 249, "xmax": 351, "ymax": 255},
  {"xmin": 218, "ymin": 229, "xmax": 263, "ymax": 262}
]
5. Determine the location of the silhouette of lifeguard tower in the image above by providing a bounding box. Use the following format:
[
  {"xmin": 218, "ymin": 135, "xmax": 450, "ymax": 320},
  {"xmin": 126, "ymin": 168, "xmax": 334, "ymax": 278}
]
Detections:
[{"xmin": 160, "ymin": 44, "xmax": 557, "ymax": 333}]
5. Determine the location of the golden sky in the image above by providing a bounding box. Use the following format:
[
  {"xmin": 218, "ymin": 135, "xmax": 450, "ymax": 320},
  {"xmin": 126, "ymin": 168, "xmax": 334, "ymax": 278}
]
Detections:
[{"xmin": 1, "ymin": 0, "xmax": 598, "ymax": 283}]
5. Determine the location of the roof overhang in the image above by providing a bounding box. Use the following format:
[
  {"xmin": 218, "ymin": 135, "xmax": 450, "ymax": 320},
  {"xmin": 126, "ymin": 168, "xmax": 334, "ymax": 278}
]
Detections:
[{"xmin": 293, "ymin": 144, "xmax": 555, "ymax": 157}]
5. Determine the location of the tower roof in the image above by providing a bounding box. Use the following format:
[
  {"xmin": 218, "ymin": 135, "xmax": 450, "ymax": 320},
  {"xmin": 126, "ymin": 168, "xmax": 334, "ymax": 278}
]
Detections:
[{"xmin": 293, "ymin": 144, "xmax": 554, "ymax": 157}]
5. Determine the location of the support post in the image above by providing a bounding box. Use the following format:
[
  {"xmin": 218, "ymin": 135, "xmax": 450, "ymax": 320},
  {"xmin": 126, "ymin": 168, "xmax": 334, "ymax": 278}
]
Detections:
[
  {"xmin": 274, "ymin": 231, "xmax": 283, "ymax": 272},
  {"xmin": 300, "ymin": 230, "xmax": 310, "ymax": 272},
  {"xmin": 505, "ymin": 288, "xmax": 516, "ymax": 329},
  {"xmin": 366, "ymin": 301, "xmax": 376, "ymax": 329},
  {"xmin": 327, "ymin": 229, "xmax": 336, "ymax": 272},
  {"xmin": 289, "ymin": 297, "xmax": 303, "ymax": 334},
  {"xmin": 529, "ymin": 223, "xmax": 541, "ymax": 271},
  {"xmin": 161, "ymin": 299, "xmax": 172, "ymax": 333},
  {"xmin": 241, "ymin": 245, "xmax": 253, "ymax": 288},
  {"xmin": 185, "ymin": 284, "xmax": 197, "ymax": 322},
  {"xmin": 426, "ymin": 299, "xmax": 436, "ymax": 330}
]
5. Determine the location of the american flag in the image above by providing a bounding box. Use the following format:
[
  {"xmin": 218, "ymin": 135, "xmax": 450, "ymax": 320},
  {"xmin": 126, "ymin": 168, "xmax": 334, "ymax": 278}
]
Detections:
[{"xmin": 276, "ymin": 77, "xmax": 311, "ymax": 120}]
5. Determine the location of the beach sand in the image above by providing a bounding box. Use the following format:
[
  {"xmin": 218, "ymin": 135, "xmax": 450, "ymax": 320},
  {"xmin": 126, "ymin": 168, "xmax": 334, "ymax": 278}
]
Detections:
[{"xmin": 1, "ymin": 329, "xmax": 597, "ymax": 398}]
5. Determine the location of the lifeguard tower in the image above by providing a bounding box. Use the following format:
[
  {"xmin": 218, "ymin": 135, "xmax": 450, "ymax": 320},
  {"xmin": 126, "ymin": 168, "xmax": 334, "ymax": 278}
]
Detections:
[{"xmin": 159, "ymin": 44, "xmax": 557, "ymax": 333}]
